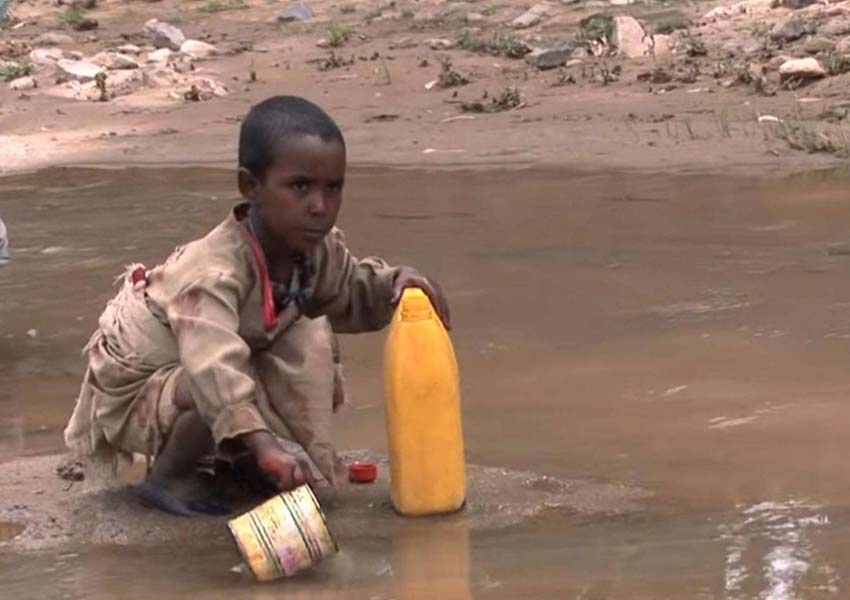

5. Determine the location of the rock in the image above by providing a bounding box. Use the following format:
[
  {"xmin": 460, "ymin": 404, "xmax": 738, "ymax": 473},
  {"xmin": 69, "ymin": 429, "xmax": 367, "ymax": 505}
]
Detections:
[
  {"xmin": 779, "ymin": 56, "xmax": 826, "ymax": 80},
  {"xmin": 525, "ymin": 45, "xmax": 572, "ymax": 69},
  {"xmin": 388, "ymin": 37, "xmax": 418, "ymax": 50},
  {"xmin": 803, "ymin": 36, "xmax": 836, "ymax": 54},
  {"xmin": 103, "ymin": 69, "xmax": 144, "ymax": 96},
  {"xmin": 146, "ymin": 48, "xmax": 172, "ymax": 63},
  {"xmin": 426, "ymin": 38, "xmax": 455, "ymax": 50},
  {"xmin": 702, "ymin": 5, "xmax": 739, "ymax": 21},
  {"xmin": 740, "ymin": 0, "xmax": 775, "ymax": 14},
  {"xmin": 783, "ymin": 0, "xmax": 817, "ymax": 8},
  {"xmin": 277, "ymin": 1, "xmax": 314, "ymax": 22},
  {"xmin": 651, "ymin": 34, "xmax": 674, "ymax": 58},
  {"xmin": 68, "ymin": 51, "xmax": 84, "ymax": 60},
  {"xmin": 34, "ymin": 32, "xmax": 75, "ymax": 46},
  {"xmin": 179, "ymin": 40, "xmax": 217, "ymax": 59},
  {"xmin": 116, "ymin": 43, "xmax": 142, "ymax": 55},
  {"xmin": 770, "ymin": 14, "xmax": 810, "ymax": 42},
  {"xmin": 610, "ymin": 0, "xmax": 634, "ymax": 5},
  {"xmin": 29, "ymin": 47, "xmax": 64, "ymax": 65},
  {"xmin": 55, "ymin": 59, "xmax": 103, "ymax": 82},
  {"xmin": 142, "ymin": 63, "xmax": 177, "ymax": 87},
  {"xmin": 90, "ymin": 51, "xmax": 140, "ymax": 70},
  {"xmin": 466, "ymin": 11, "xmax": 485, "ymax": 23},
  {"xmin": 820, "ymin": 17, "xmax": 850, "ymax": 37},
  {"xmin": 144, "ymin": 19, "xmax": 186, "ymax": 51},
  {"xmin": 180, "ymin": 77, "xmax": 228, "ymax": 101},
  {"xmin": 768, "ymin": 54, "xmax": 793, "ymax": 69},
  {"xmin": 838, "ymin": 36, "xmax": 850, "ymax": 53},
  {"xmin": 316, "ymin": 38, "xmax": 330, "ymax": 48},
  {"xmin": 614, "ymin": 16, "xmax": 649, "ymax": 58},
  {"xmin": 9, "ymin": 76, "xmax": 36, "ymax": 90},
  {"xmin": 512, "ymin": 3, "xmax": 549, "ymax": 28}
]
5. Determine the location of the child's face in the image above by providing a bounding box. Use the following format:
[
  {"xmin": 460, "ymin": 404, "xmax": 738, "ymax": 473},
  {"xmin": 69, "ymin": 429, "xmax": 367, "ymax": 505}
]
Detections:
[{"xmin": 248, "ymin": 134, "xmax": 346, "ymax": 254}]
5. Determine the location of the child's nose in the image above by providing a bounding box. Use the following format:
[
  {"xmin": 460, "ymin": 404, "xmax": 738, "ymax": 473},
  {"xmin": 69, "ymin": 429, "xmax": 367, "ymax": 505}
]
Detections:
[{"xmin": 307, "ymin": 191, "xmax": 327, "ymax": 216}]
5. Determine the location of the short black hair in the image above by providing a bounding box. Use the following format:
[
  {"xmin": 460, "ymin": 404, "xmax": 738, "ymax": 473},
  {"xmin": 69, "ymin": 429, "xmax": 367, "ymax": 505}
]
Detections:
[{"xmin": 238, "ymin": 96, "xmax": 345, "ymax": 179}]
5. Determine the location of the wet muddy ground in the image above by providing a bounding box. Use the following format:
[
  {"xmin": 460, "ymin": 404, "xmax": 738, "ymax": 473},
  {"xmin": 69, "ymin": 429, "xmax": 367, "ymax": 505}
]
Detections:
[{"xmin": 2, "ymin": 166, "xmax": 850, "ymax": 598}]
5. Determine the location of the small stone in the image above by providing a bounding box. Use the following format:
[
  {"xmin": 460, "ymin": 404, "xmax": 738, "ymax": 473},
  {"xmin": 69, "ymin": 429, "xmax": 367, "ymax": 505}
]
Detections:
[
  {"xmin": 90, "ymin": 51, "xmax": 140, "ymax": 69},
  {"xmin": 34, "ymin": 32, "xmax": 75, "ymax": 46},
  {"xmin": 277, "ymin": 1, "xmax": 314, "ymax": 22},
  {"xmin": 525, "ymin": 45, "xmax": 572, "ymax": 69},
  {"xmin": 103, "ymin": 69, "xmax": 143, "ymax": 96},
  {"xmin": 783, "ymin": 0, "xmax": 817, "ymax": 8},
  {"xmin": 179, "ymin": 40, "xmax": 217, "ymax": 59},
  {"xmin": 27, "ymin": 329, "xmax": 37, "ymax": 338},
  {"xmin": 425, "ymin": 38, "xmax": 454, "ymax": 50},
  {"xmin": 144, "ymin": 18, "xmax": 186, "ymax": 51},
  {"xmin": 803, "ymin": 36, "xmax": 836, "ymax": 54},
  {"xmin": 770, "ymin": 14, "xmax": 811, "ymax": 42},
  {"xmin": 702, "ymin": 5, "xmax": 737, "ymax": 21},
  {"xmin": 116, "ymin": 43, "xmax": 142, "ymax": 55},
  {"xmin": 29, "ymin": 47, "xmax": 64, "ymax": 65},
  {"xmin": 68, "ymin": 51, "xmax": 84, "ymax": 60},
  {"xmin": 614, "ymin": 15, "xmax": 649, "ymax": 58},
  {"xmin": 779, "ymin": 56, "xmax": 826, "ymax": 81},
  {"xmin": 56, "ymin": 59, "xmax": 104, "ymax": 82},
  {"xmin": 181, "ymin": 77, "xmax": 228, "ymax": 101},
  {"xmin": 72, "ymin": 17, "xmax": 99, "ymax": 32},
  {"xmin": 512, "ymin": 3, "xmax": 549, "ymax": 28},
  {"xmin": 838, "ymin": 36, "xmax": 850, "ymax": 53},
  {"xmin": 388, "ymin": 37, "xmax": 418, "ymax": 50},
  {"xmin": 651, "ymin": 34, "xmax": 675, "ymax": 59},
  {"xmin": 609, "ymin": 0, "xmax": 634, "ymax": 5},
  {"xmin": 9, "ymin": 76, "xmax": 36, "ymax": 91},
  {"xmin": 466, "ymin": 11, "xmax": 485, "ymax": 22},
  {"xmin": 146, "ymin": 48, "xmax": 172, "ymax": 63}
]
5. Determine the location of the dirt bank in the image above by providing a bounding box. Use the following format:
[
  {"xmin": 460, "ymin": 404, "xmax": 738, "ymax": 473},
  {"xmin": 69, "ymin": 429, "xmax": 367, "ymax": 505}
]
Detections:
[{"xmin": 1, "ymin": 0, "xmax": 849, "ymax": 175}]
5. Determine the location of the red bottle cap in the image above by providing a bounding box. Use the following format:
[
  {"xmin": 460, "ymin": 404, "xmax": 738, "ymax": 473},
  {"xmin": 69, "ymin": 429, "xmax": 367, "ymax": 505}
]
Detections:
[{"xmin": 348, "ymin": 462, "xmax": 378, "ymax": 484}]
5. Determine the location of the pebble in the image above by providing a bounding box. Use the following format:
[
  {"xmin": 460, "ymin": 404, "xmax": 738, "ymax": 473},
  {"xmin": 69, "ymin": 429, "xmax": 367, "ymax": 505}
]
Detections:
[
  {"xmin": 146, "ymin": 48, "xmax": 172, "ymax": 63},
  {"xmin": 525, "ymin": 46, "xmax": 572, "ymax": 69},
  {"xmin": 179, "ymin": 40, "xmax": 217, "ymax": 59},
  {"xmin": 144, "ymin": 18, "xmax": 186, "ymax": 51},
  {"xmin": 512, "ymin": 3, "xmax": 549, "ymax": 28},
  {"xmin": 56, "ymin": 59, "xmax": 104, "ymax": 82},
  {"xmin": 277, "ymin": 1, "xmax": 314, "ymax": 22},
  {"xmin": 9, "ymin": 76, "xmax": 36, "ymax": 91},
  {"xmin": 33, "ymin": 32, "xmax": 74, "ymax": 46},
  {"xmin": 29, "ymin": 47, "xmax": 64, "ymax": 65},
  {"xmin": 779, "ymin": 57, "xmax": 826, "ymax": 81}
]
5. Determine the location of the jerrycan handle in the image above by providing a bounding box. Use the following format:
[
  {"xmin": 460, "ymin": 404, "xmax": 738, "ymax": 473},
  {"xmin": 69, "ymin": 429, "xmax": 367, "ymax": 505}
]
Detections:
[{"xmin": 398, "ymin": 288, "xmax": 434, "ymax": 322}]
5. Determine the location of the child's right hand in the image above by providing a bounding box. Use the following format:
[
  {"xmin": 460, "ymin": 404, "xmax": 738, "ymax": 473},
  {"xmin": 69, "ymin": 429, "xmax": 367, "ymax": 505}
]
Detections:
[{"xmin": 240, "ymin": 431, "xmax": 309, "ymax": 491}]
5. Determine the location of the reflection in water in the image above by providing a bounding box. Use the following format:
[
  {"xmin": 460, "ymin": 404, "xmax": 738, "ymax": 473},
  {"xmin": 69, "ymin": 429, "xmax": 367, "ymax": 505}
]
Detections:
[
  {"xmin": 394, "ymin": 517, "xmax": 471, "ymax": 600},
  {"xmin": 719, "ymin": 500, "xmax": 838, "ymax": 600}
]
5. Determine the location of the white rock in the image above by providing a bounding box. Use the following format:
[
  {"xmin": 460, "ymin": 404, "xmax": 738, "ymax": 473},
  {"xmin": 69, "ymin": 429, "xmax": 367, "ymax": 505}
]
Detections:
[
  {"xmin": 116, "ymin": 43, "xmax": 142, "ymax": 55},
  {"xmin": 425, "ymin": 38, "xmax": 455, "ymax": 50},
  {"xmin": 466, "ymin": 12, "xmax": 485, "ymax": 22},
  {"xmin": 179, "ymin": 40, "xmax": 217, "ymax": 59},
  {"xmin": 609, "ymin": 0, "xmax": 634, "ymax": 5},
  {"xmin": 68, "ymin": 51, "xmax": 84, "ymax": 60},
  {"xmin": 34, "ymin": 32, "xmax": 74, "ymax": 46},
  {"xmin": 650, "ymin": 34, "xmax": 675, "ymax": 59},
  {"xmin": 144, "ymin": 18, "xmax": 186, "ymax": 51},
  {"xmin": 29, "ymin": 47, "xmax": 64, "ymax": 65},
  {"xmin": 146, "ymin": 48, "xmax": 173, "ymax": 63},
  {"xmin": 779, "ymin": 57, "xmax": 826, "ymax": 81},
  {"xmin": 9, "ymin": 76, "xmax": 36, "ymax": 91},
  {"xmin": 90, "ymin": 51, "xmax": 140, "ymax": 70},
  {"xmin": 511, "ymin": 2, "xmax": 549, "ymax": 28},
  {"xmin": 614, "ymin": 16, "xmax": 649, "ymax": 58},
  {"xmin": 56, "ymin": 59, "xmax": 104, "ymax": 82}
]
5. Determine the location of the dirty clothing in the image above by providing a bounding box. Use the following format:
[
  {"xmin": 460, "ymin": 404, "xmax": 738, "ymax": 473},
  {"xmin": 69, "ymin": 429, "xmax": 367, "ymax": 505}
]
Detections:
[{"xmin": 64, "ymin": 204, "xmax": 398, "ymax": 488}]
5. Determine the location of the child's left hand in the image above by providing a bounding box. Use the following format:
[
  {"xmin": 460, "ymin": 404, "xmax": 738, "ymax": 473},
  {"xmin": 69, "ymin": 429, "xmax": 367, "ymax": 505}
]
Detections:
[{"xmin": 392, "ymin": 267, "xmax": 451, "ymax": 330}]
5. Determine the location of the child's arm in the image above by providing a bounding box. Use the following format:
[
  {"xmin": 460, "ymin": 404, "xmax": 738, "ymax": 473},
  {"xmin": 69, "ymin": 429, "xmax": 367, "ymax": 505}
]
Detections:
[{"xmin": 306, "ymin": 229, "xmax": 450, "ymax": 332}]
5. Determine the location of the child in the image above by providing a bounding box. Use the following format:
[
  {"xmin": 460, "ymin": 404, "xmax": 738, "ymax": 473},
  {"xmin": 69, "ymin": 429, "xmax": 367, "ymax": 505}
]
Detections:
[{"xmin": 64, "ymin": 96, "xmax": 450, "ymax": 516}]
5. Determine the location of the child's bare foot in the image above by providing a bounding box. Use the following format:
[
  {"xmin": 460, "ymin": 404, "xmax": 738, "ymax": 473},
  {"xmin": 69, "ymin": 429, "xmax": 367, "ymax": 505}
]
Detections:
[{"xmin": 132, "ymin": 474, "xmax": 232, "ymax": 517}]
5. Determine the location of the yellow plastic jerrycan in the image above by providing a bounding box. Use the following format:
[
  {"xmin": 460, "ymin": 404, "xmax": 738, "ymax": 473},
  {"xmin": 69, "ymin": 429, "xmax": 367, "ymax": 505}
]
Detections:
[{"xmin": 383, "ymin": 287, "xmax": 466, "ymax": 516}]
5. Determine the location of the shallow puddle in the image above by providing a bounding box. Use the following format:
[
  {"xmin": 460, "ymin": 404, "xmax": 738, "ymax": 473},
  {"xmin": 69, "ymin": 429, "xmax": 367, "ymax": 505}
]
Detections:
[{"xmin": 2, "ymin": 166, "xmax": 850, "ymax": 597}]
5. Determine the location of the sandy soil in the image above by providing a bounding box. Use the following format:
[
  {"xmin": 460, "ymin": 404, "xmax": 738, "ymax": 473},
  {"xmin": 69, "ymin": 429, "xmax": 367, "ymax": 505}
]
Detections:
[{"xmin": 1, "ymin": 0, "xmax": 849, "ymax": 175}]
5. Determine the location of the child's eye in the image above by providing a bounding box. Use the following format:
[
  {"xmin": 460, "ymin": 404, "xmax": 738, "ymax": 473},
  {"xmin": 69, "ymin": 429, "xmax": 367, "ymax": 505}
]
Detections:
[
  {"xmin": 290, "ymin": 181, "xmax": 310, "ymax": 193},
  {"xmin": 328, "ymin": 182, "xmax": 344, "ymax": 193}
]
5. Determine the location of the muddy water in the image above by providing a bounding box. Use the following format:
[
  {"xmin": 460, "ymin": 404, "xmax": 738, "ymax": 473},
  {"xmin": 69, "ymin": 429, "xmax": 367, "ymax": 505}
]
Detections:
[{"xmin": 2, "ymin": 166, "xmax": 850, "ymax": 598}]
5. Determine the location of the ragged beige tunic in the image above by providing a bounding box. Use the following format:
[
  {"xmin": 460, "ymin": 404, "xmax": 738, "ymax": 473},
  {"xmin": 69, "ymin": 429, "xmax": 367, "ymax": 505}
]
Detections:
[{"xmin": 64, "ymin": 204, "xmax": 398, "ymax": 488}]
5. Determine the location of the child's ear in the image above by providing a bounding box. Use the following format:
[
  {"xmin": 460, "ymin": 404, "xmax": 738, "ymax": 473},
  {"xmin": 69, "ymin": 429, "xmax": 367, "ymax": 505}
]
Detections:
[{"xmin": 238, "ymin": 167, "xmax": 260, "ymax": 201}]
